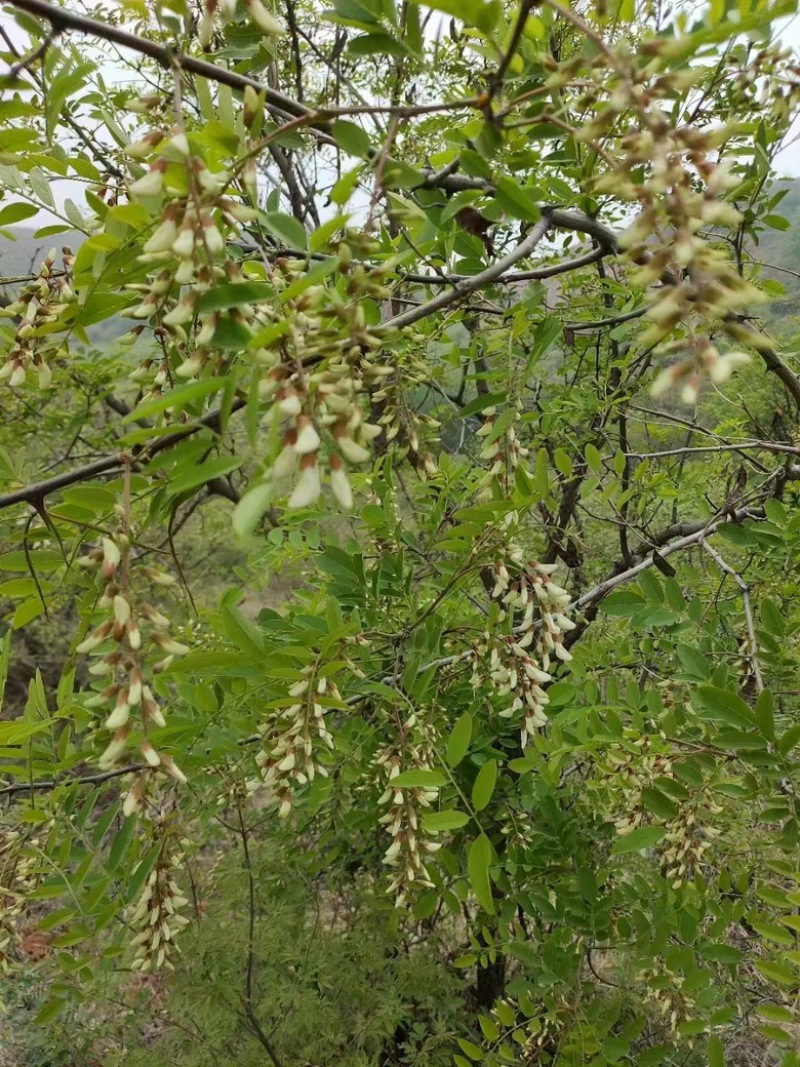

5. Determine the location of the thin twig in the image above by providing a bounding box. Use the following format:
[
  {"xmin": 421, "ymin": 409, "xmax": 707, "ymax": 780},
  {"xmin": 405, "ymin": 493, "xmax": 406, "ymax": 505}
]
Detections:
[
  {"xmin": 700, "ymin": 539, "xmax": 764, "ymax": 692},
  {"xmin": 236, "ymin": 800, "xmax": 284, "ymax": 1067}
]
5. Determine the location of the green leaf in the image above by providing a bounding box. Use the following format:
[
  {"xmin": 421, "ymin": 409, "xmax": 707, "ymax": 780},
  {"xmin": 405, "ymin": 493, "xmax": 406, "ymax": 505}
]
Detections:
[
  {"xmin": 166, "ymin": 455, "xmax": 242, "ymax": 498},
  {"xmin": 330, "ymin": 164, "xmax": 363, "ymax": 205},
  {"xmin": 0, "ymin": 201, "xmax": 39, "ymax": 225},
  {"xmin": 471, "ymin": 759, "xmax": 497, "ymax": 811},
  {"xmin": 641, "ymin": 787, "xmax": 678, "ymax": 820},
  {"xmin": 495, "ymin": 176, "xmax": 541, "ymax": 221},
  {"xmin": 124, "ymin": 378, "xmax": 228, "ymax": 422},
  {"xmin": 763, "ymin": 214, "xmax": 791, "ymax": 230},
  {"xmin": 347, "ymin": 32, "xmax": 408, "ymax": 55},
  {"xmin": 755, "ymin": 689, "xmax": 775, "ymax": 741},
  {"xmin": 611, "ymin": 825, "xmax": 666, "ymax": 854},
  {"xmin": 602, "ymin": 590, "xmax": 646, "ymax": 616},
  {"xmin": 468, "ymin": 833, "xmax": 494, "ymax": 915},
  {"xmin": 262, "ymin": 211, "xmax": 308, "ymax": 249},
  {"xmin": 554, "ymin": 448, "xmax": 573, "ymax": 477},
  {"xmin": 391, "ymin": 769, "xmax": 446, "ymax": 788},
  {"xmin": 761, "ymin": 597, "xmax": 785, "ymax": 637},
  {"xmin": 638, "ymin": 569, "xmax": 663, "ymax": 605},
  {"xmin": 107, "ymin": 816, "xmax": 137, "ymax": 873},
  {"xmin": 35, "ymin": 998, "xmax": 68, "ymax": 1025},
  {"xmin": 585, "ymin": 443, "xmax": 602, "ymax": 474},
  {"xmin": 446, "ymin": 712, "xmax": 472, "ymax": 767},
  {"xmin": 694, "ymin": 686, "xmax": 753, "ymax": 728},
  {"xmin": 196, "ymin": 282, "xmax": 277, "ymax": 313},
  {"xmin": 29, "ymin": 166, "xmax": 55, "ymax": 208},
  {"xmin": 408, "ymin": 0, "xmax": 499, "ymax": 33},
  {"xmin": 677, "ymin": 644, "xmax": 710, "ymax": 679},
  {"xmin": 457, "ymin": 1039, "xmax": 483, "ymax": 1062},
  {"xmin": 332, "ymin": 119, "xmax": 372, "ymax": 158},
  {"xmin": 423, "ymin": 810, "xmax": 469, "ymax": 831},
  {"xmin": 0, "ymin": 718, "xmax": 52, "ymax": 744},
  {"xmin": 756, "ymin": 960, "xmax": 797, "ymax": 986},
  {"xmin": 457, "ymin": 392, "xmax": 507, "ymax": 419},
  {"xmin": 13, "ymin": 598, "xmax": 45, "ymax": 629}
]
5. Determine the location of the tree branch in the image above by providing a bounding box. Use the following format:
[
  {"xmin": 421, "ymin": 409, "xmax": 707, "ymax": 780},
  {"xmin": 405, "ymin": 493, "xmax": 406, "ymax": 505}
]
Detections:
[
  {"xmin": 700, "ymin": 539, "xmax": 764, "ymax": 693},
  {"xmin": 398, "ymin": 245, "xmax": 604, "ymax": 286},
  {"xmin": 0, "ymin": 398, "xmax": 245, "ymax": 511},
  {"xmin": 0, "ymin": 763, "xmax": 144, "ymax": 797},
  {"xmin": 5, "ymin": 0, "xmax": 332, "ymax": 134},
  {"xmin": 380, "ymin": 216, "xmax": 551, "ymax": 331}
]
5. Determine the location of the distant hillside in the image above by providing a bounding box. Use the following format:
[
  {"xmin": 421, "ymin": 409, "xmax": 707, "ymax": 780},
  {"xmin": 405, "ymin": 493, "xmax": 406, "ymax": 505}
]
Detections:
[
  {"xmin": 0, "ymin": 226, "xmax": 127, "ymax": 344},
  {"xmin": 0, "ymin": 226, "xmax": 85, "ymax": 282},
  {"xmin": 747, "ymin": 178, "xmax": 800, "ymax": 336}
]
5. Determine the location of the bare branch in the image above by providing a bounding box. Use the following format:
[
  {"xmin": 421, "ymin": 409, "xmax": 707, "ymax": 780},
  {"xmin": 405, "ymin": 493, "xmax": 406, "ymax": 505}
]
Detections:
[
  {"xmin": 380, "ymin": 217, "xmax": 551, "ymax": 331},
  {"xmin": 700, "ymin": 539, "xmax": 764, "ymax": 693}
]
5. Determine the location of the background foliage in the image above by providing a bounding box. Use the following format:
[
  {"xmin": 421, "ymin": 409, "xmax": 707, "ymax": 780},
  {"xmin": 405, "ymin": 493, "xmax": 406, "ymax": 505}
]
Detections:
[{"xmin": 2, "ymin": 0, "xmax": 800, "ymax": 1064}]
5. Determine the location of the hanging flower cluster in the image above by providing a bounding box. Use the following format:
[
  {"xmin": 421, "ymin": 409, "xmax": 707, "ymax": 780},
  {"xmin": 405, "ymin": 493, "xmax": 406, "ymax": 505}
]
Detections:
[
  {"xmin": 129, "ymin": 841, "xmax": 190, "ymax": 972},
  {"xmin": 123, "ymin": 128, "xmax": 259, "ymax": 397},
  {"xmin": 120, "ymin": 108, "xmax": 425, "ymax": 517},
  {"xmin": 248, "ymin": 662, "xmax": 340, "ymax": 817},
  {"xmin": 0, "ymin": 246, "xmax": 75, "ymax": 390},
  {"xmin": 253, "ymin": 275, "xmax": 389, "ymax": 511},
  {"xmin": 659, "ymin": 795, "xmax": 722, "ymax": 890},
  {"xmin": 476, "ymin": 405, "xmax": 529, "ymax": 494},
  {"xmin": 639, "ymin": 961, "xmax": 696, "ymax": 1036},
  {"xmin": 374, "ymin": 711, "xmax": 442, "ymax": 906},
  {"xmin": 373, "ymin": 347, "xmax": 440, "ymax": 481},
  {"xmin": 477, "ymin": 996, "xmax": 561, "ymax": 1066},
  {"xmin": 557, "ymin": 33, "xmax": 786, "ymax": 403},
  {"xmin": 607, "ymin": 735, "xmax": 672, "ymax": 836},
  {"xmin": 0, "ymin": 826, "xmax": 44, "ymax": 971},
  {"xmin": 77, "ymin": 520, "xmax": 189, "ymax": 799},
  {"xmin": 604, "ymin": 736, "xmax": 721, "ymax": 888},
  {"xmin": 473, "ymin": 559, "xmax": 574, "ymax": 746}
]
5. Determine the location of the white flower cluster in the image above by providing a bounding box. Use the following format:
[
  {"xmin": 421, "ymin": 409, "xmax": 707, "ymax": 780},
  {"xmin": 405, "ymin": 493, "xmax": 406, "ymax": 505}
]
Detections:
[
  {"xmin": 77, "ymin": 531, "xmax": 188, "ymax": 795},
  {"xmin": 474, "ymin": 559, "xmax": 575, "ymax": 746},
  {"xmin": 476, "ymin": 406, "xmax": 528, "ymax": 493},
  {"xmin": 0, "ymin": 827, "xmax": 43, "ymax": 970},
  {"xmin": 607, "ymin": 737, "xmax": 722, "ymax": 888},
  {"xmin": 256, "ymin": 312, "xmax": 389, "ymax": 511},
  {"xmin": 249, "ymin": 663, "xmax": 339, "ymax": 818},
  {"xmin": 639, "ymin": 962, "xmax": 695, "ymax": 1036},
  {"xmin": 123, "ymin": 128, "xmax": 258, "ymax": 394},
  {"xmin": 374, "ymin": 714, "xmax": 442, "ymax": 906},
  {"xmin": 122, "ymin": 117, "xmax": 406, "ymax": 516},
  {"xmin": 570, "ymin": 39, "xmax": 770, "ymax": 404},
  {"xmin": 129, "ymin": 849, "xmax": 190, "ymax": 972},
  {"xmin": 0, "ymin": 246, "xmax": 75, "ymax": 390},
  {"xmin": 197, "ymin": 0, "xmax": 285, "ymax": 49},
  {"xmin": 660, "ymin": 797, "xmax": 722, "ymax": 890},
  {"xmin": 608, "ymin": 736, "xmax": 671, "ymax": 836},
  {"xmin": 650, "ymin": 345, "xmax": 750, "ymax": 406}
]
